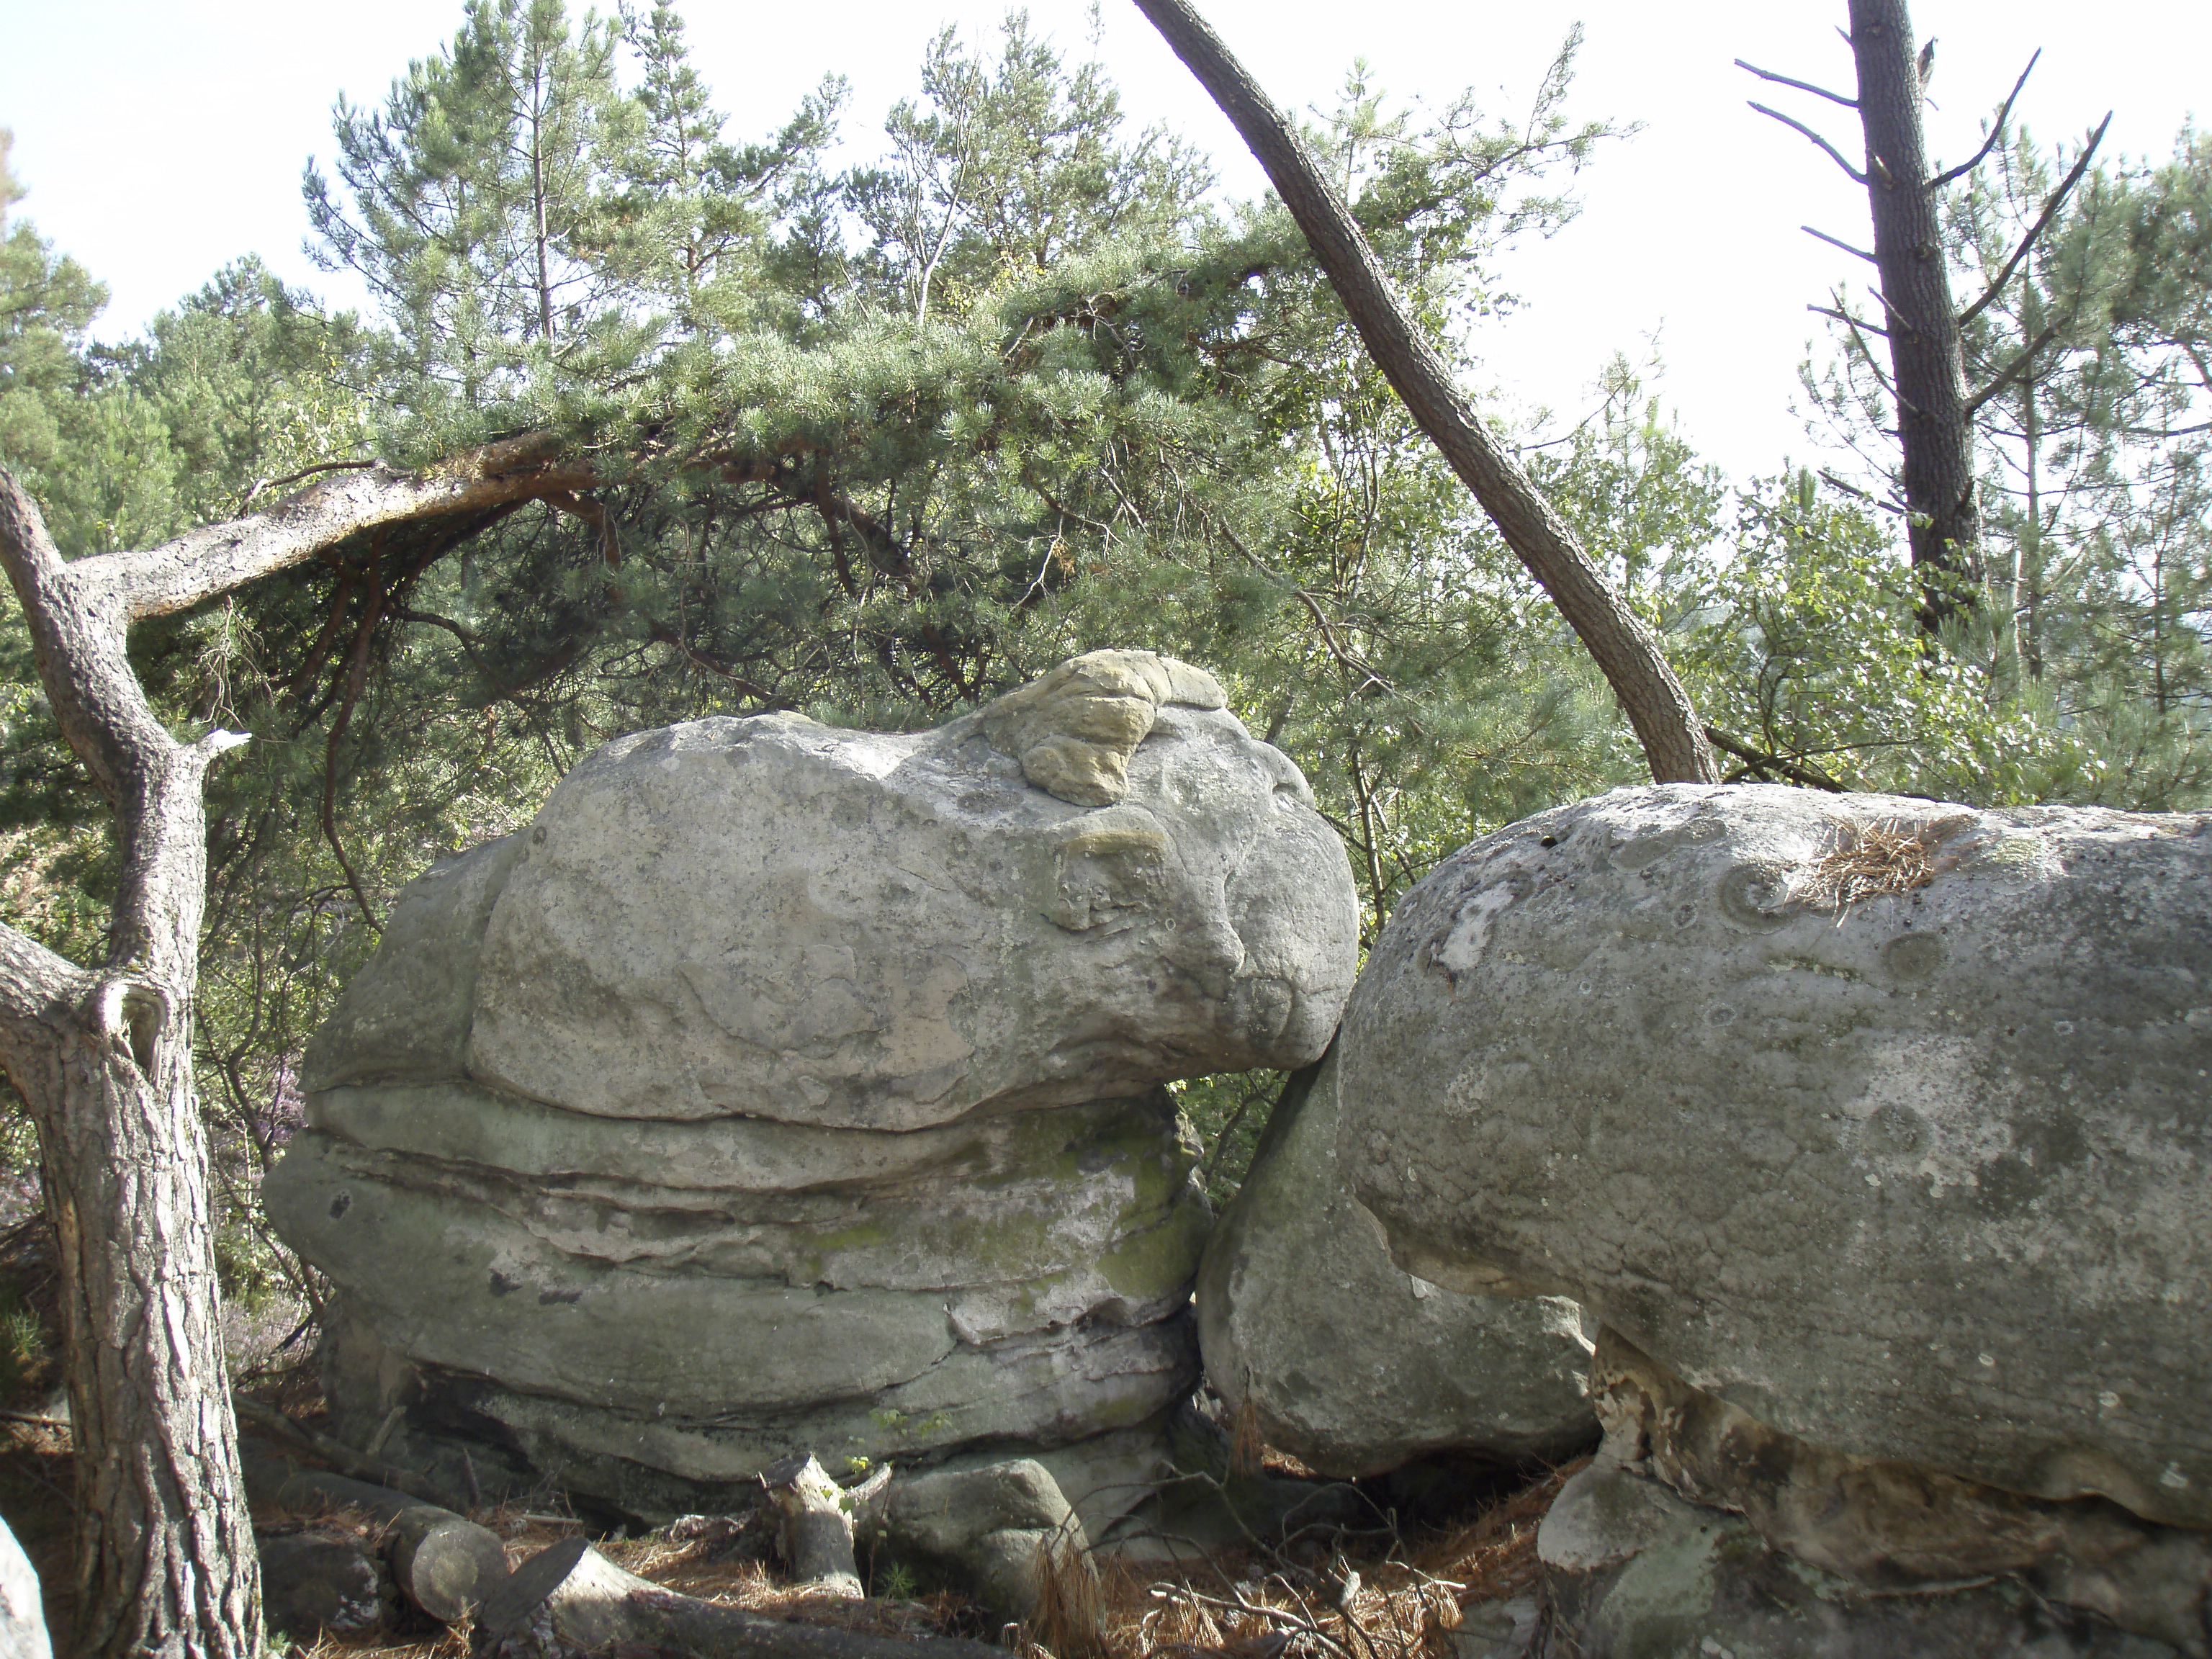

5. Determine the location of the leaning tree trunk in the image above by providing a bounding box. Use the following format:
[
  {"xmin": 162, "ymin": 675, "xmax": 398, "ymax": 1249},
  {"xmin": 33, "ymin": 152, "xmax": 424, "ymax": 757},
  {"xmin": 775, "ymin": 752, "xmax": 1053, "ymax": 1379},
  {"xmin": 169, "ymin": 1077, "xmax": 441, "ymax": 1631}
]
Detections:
[
  {"xmin": 0, "ymin": 440, "xmax": 592, "ymax": 1659},
  {"xmin": 1847, "ymin": 0, "xmax": 1979, "ymax": 629},
  {"xmin": 1132, "ymin": 0, "xmax": 1718, "ymax": 785}
]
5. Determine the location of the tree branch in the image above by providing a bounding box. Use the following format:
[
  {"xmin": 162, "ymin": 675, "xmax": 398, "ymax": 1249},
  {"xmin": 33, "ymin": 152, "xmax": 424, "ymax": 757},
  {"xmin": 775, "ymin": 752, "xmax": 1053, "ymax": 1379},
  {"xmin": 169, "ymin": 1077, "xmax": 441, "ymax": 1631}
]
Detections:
[
  {"xmin": 0, "ymin": 920, "xmax": 95, "ymax": 1044},
  {"xmin": 1964, "ymin": 320, "xmax": 2064, "ymax": 418},
  {"xmin": 1956, "ymin": 113, "xmax": 2112, "ymax": 328},
  {"xmin": 1809, "ymin": 303, "xmax": 1889, "ymax": 338},
  {"xmin": 1802, "ymin": 225, "xmax": 1879, "ymax": 264},
  {"xmin": 79, "ymin": 434, "xmax": 594, "ymax": 620},
  {"xmin": 1927, "ymin": 50, "xmax": 2041, "ymax": 190},
  {"xmin": 1704, "ymin": 728, "xmax": 1848, "ymax": 792},
  {"xmin": 1734, "ymin": 60, "xmax": 1857, "ymax": 109},
  {"xmin": 1133, "ymin": 0, "xmax": 1717, "ymax": 784},
  {"xmin": 1747, "ymin": 102, "xmax": 1867, "ymax": 185}
]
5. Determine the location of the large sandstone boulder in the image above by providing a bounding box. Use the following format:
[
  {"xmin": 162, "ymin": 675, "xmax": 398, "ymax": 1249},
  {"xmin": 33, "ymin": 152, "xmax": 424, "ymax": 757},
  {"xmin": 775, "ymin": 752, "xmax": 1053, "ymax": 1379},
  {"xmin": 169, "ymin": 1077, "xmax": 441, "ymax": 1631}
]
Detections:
[
  {"xmin": 1195, "ymin": 1048, "xmax": 1596, "ymax": 1477},
  {"xmin": 1338, "ymin": 785, "xmax": 2212, "ymax": 1529},
  {"xmin": 269, "ymin": 652, "xmax": 1359, "ymax": 1519}
]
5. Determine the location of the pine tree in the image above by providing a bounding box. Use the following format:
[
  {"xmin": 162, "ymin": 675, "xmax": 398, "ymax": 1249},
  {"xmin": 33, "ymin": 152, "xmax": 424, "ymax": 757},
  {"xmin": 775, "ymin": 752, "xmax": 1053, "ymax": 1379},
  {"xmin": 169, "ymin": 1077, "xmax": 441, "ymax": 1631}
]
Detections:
[{"xmin": 304, "ymin": 0, "xmax": 637, "ymax": 410}]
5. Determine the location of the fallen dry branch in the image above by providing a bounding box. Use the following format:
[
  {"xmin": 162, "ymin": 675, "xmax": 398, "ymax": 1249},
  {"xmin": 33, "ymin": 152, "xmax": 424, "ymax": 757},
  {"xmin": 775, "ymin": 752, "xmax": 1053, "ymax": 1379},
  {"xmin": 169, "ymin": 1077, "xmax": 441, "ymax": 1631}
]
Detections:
[
  {"xmin": 480, "ymin": 1537, "xmax": 1008, "ymax": 1659},
  {"xmin": 213, "ymin": 1448, "xmax": 1580, "ymax": 1659}
]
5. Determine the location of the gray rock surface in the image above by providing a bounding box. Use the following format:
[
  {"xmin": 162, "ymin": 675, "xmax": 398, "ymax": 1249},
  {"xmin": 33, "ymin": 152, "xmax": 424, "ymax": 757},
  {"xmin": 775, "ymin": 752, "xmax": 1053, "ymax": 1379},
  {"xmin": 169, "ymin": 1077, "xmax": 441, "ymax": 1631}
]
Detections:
[
  {"xmin": 271, "ymin": 652, "xmax": 1357, "ymax": 1516},
  {"xmin": 1537, "ymin": 1464, "xmax": 2177, "ymax": 1658},
  {"xmin": 257, "ymin": 1531, "xmax": 392, "ymax": 1638},
  {"xmin": 0, "ymin": 1509, "xmax": 49, "ymax": 1659},
  {"xmin": 881, "ymin": 1460, "xmax": 1091, "ymax": 1626},
  {"xmin": 1197, "ymin": 1048, "xmax": 1595, "ymax": 1477},
  {"xmin": 438, "ymin": 663, "xmax": 1352, "ymax": 1128},
  {"xmin": 1339, "ymin": 785, "xmax": 2212, "ymax": 1528}
]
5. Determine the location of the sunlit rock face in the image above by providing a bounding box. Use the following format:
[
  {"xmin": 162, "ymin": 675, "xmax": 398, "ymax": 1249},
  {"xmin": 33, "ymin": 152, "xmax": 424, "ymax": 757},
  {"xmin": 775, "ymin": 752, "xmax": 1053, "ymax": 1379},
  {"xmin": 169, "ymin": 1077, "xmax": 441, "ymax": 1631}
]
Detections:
[
  {"xmin": 1339, "ymin": 784, "xmax": 2212, "ymax": 1531},
  {"xmin": 269, "ymin": 650, "xmax": 1359, "ymax": 1519},
  {"xmin": 1195, "ymin": 1046, "xmax": 1598, "ymax": 1479}
]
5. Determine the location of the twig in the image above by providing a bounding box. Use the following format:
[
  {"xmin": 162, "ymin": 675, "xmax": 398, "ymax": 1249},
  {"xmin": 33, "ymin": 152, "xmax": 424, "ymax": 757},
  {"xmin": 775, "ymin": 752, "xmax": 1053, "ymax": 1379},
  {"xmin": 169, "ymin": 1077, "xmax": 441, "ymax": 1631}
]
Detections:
[
  {"xmin": 1802, "ymin": 225, "xmax": 1877, "ymax": 264},
  {"xmin": 1964, "ymin": 320, "xmax": 2064, "ymax": 418},
  {"xmin": 1817, "ymin": 472, "xmax": 1906, "ymax": 516},
  {"xmin": 1809, "ymin": 303, "xmax": 1887, "ymax": 338},
  {"xmin": 1928, "ymin": 50, "xmax": 2041, "ymax": 189},
  {"xmin": 1704, "ymin": 728, "xmax": 1849, "ymax": 793},
  {"xmin": 1747, "ymin": 102, "xmax": 1866, "ymax": 185},
  {"xmin": 240, "ymin": 458, "xmax": 378, "ymax": 511},
  {"xmin": 1733, "ymin": 59, "xmax": 1856, "ymax": 108}
]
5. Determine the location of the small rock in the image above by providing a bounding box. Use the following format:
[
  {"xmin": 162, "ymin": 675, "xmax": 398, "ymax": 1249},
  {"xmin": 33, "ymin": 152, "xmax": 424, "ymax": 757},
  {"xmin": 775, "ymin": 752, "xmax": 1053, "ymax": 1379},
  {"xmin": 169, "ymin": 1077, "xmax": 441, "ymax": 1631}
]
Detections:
[{"xmin": 258, "ymin": 1530, "xmax": 390, "ymax": 1637}]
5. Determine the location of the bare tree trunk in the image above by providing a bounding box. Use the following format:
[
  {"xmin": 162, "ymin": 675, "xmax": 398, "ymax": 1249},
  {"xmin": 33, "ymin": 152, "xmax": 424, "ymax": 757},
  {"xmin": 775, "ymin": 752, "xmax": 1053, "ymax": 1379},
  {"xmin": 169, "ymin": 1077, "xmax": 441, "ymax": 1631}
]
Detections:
[
  {"xmin": 1131, "ymin": 0, "xmax": 1718, "ymax": 785},
  {"xmin": 0, "ymin": 439, "xmax": 593, "ymax": 1659},
  {"xmin": 1846, "ymin": 0, "xmax": 1979, "ymax": 629}
]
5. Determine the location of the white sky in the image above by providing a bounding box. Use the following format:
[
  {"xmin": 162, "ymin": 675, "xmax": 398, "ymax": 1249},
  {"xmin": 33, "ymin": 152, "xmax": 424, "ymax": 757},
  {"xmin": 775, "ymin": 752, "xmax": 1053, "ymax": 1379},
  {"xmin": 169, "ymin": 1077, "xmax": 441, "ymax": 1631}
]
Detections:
[{"xmin": 1, "ymin": 0, "xmax": 2205, "ymax": 486}]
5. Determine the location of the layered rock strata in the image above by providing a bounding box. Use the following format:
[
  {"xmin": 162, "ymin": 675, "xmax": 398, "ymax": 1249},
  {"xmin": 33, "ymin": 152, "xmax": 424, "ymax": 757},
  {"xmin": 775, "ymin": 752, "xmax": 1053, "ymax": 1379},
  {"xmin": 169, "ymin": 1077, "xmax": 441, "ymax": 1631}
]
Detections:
[
  {"xmin": 1196, "ymin": 1048, "xmax": 1596, "ymax": 1477},
  {"xmin": 268, "ymin": 651, "xmax": 1359, "ymax": 1519}
]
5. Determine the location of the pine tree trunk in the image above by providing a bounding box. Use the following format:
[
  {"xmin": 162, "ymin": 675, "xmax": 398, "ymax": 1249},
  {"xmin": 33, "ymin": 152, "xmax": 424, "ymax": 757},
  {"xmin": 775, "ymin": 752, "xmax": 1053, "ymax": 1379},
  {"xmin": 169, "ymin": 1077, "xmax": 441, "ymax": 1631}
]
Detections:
[
  {"xmin": 35, "ymin": 1012, "xmax": 260, "ymax": 1658},
  {"xmin": 0, "ymin": 441, "xmax": 595, "ymax": 1659},
  {"xmin": 0, "ymin": 775, "xmax": 261, "ymax": 1657},
  {"xmin": 1848, "ymin": 0, "xmax": 1979, "ymax": 629}
]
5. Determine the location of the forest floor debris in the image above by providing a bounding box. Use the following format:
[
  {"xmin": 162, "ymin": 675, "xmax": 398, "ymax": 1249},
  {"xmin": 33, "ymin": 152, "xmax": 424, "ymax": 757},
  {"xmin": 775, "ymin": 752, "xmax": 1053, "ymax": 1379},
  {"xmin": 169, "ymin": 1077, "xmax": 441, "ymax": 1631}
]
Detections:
[{"xmin": 1, "ymin": 1392, "xmax": 1579, "ymax": 1659}]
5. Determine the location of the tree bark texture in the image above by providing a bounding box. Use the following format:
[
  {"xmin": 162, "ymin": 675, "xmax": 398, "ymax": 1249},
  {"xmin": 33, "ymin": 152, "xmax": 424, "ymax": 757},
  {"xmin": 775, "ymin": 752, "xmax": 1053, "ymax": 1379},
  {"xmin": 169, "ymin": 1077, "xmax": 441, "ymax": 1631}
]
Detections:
[
  {"xmin": 1847, "ymin": 0, "xmax": 1980, "ymax": 626},
  {"xmin": 0, "ymin": 439, "xmax": 592, "ymax": 1659},
  {"xmin": 761, "ymin": 1452, "xmax": 889, "ymax": 1600},
  {"xmin": 1130, "ymin": 0, "xmax": 1719, "ymax": 785}
]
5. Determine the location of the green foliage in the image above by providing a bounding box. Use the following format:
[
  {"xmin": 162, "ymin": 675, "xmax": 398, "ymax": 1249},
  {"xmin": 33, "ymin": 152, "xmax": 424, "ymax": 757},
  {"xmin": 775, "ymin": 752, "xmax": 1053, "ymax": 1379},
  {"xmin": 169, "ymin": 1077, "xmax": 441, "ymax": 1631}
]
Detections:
[
  {"xmin": 9, "ymin": 0, "xmax": 2211, "ymax": 1249},
  {"xmin": 0, "ymin": 1285, "xmax": 47, "ymax": 1406},
  {"xmin": 1804, "ymin": 117, "xmax": 2212, "ymax": 809},
  {"xmin": 305, "ymin": 0, "xmax": 647, "ymax": 414},
  {"xmin": 1174, "ymin": 1071, "xmax": 1285, "ymax": 1208},
  {"xmin": 1680, "ymin": 473, "xmax": 2100, "ymax": 803}
]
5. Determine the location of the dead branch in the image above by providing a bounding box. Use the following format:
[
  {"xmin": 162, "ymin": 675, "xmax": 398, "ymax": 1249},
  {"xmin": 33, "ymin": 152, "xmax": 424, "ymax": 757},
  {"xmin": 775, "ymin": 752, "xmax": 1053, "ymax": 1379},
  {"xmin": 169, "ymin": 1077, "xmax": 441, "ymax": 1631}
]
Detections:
[
  {"xmin": 1928, "ymin": 50, "xmax": 2041, "ymax": 190},
  {"xmin": 1734, "ymin": 59, "xmax": 1857, "ymax": 108},
  {"xmin": 1747, "ymin": 102, "xmax": 1868, "ymax": 185},
  {"xmin": 1802, "ymin": 225, "xmax": 1878, "ymax": 264},
  {"xmin": 479, "ymin": 1537, "xmax": 1009, "ymax": 1659},
  {"xmin": 1964, "ymin": 320, "xmax": 2066, "ymax": 418}
]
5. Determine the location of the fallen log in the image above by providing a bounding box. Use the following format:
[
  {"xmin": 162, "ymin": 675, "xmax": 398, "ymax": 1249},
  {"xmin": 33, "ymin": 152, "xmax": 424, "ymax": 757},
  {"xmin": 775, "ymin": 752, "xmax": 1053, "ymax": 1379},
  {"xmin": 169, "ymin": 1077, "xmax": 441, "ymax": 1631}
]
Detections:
[
  {"xmin": 480, "ymin": 1538, "xmax": 1007, "ymax": 1659},
  {"xmin": 240, "ymin": 1441, "xmax": 509, "ymax": 1623}
]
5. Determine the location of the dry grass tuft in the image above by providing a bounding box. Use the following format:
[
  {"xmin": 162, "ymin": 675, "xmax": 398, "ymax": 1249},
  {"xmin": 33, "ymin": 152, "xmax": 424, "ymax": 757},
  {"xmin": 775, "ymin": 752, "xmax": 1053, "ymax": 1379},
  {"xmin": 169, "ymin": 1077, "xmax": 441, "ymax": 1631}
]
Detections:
[
  {"xmin": 1030, "ymin": 1529, "xmax": 1107, "ymax": 1659},
  {"xmin": 1797, "ymin": 818, "xmax": 1943, "ymax": 917},
  {"xmin": 1228, "ymin": 1392, "xmax": 1267, "ymax": 1484}
]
